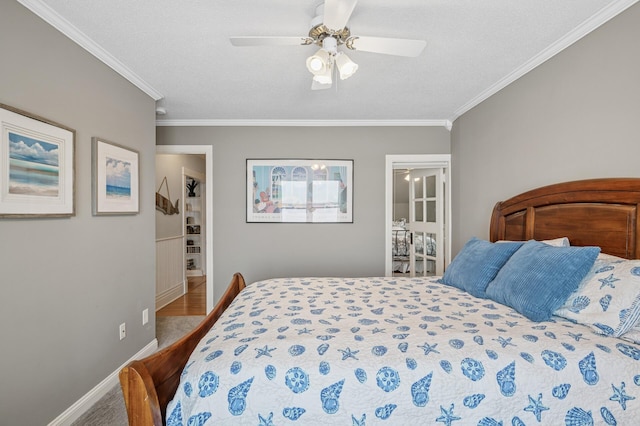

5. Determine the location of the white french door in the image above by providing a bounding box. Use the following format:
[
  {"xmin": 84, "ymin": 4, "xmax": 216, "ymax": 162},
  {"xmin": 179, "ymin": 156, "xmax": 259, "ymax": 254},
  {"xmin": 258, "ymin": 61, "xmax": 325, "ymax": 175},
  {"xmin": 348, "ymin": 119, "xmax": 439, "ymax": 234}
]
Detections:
[{"xmin": 408, "ymin": 168, "xmax": 444, "ymax": 276}]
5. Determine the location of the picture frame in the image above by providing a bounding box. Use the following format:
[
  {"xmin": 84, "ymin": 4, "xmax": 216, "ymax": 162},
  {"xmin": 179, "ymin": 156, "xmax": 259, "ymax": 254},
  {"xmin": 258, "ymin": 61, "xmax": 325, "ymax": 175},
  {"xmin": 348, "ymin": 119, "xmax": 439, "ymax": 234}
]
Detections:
[
  {"xmin": 92, "ymin": 137, "xmax": 139, "ymax": 215},
  {"xmin": 0, "ymin": 103, "xmax": 75, "ymax": 218},
  {"xmin": 247, "ymin": 158, "xmax": 353, "ymax": 223}
]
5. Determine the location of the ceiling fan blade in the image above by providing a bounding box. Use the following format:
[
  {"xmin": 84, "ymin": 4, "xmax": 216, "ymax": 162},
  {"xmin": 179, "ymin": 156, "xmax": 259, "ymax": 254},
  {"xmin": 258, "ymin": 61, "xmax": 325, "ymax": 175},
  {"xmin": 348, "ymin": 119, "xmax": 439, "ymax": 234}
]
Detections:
[
  {"xmin": 323, "ymin": 0, "xmax": 358, "ymax": 30},
  {"xmin": 230, "ymin": 36, "xmax": 310, "ymax": 47},
  {"xmin": 348, "ymin": 36, "xmax": 426, "ymax": 57}
]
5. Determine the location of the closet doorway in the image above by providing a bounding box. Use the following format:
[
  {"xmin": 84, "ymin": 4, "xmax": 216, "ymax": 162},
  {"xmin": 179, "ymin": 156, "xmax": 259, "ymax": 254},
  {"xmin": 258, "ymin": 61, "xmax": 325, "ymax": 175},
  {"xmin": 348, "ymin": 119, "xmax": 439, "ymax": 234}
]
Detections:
[
  {"xmin": 156, "ymin": 145, "xmax": 215, "ymax": 313},
  {"xmin": 385, "ymin": 154, "xmax": 451, "ymax": 277}
]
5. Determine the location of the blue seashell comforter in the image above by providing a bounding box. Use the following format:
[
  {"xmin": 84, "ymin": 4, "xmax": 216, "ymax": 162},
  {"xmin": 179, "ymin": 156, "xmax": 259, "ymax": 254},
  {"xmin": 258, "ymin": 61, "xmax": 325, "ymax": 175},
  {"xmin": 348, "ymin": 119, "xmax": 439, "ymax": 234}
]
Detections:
[{"xmin": 167, "ymin": 277, "xmax": 640, "ymax": 425}]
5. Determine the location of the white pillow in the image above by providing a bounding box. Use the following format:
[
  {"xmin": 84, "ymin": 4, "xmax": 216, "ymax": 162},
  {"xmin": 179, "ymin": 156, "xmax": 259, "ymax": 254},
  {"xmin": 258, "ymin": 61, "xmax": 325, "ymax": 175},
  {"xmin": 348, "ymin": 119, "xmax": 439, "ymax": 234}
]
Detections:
[
  {"xmin": 620, "ymin": 327, "xmax": 640, "ymax": 345},
  {"xmin": 497, "ymin": 237, "xmax": 570, "ymax": 247},
  {"xmin": 555, "ymin": 256, "xmax": 640, "ymax": 338}
]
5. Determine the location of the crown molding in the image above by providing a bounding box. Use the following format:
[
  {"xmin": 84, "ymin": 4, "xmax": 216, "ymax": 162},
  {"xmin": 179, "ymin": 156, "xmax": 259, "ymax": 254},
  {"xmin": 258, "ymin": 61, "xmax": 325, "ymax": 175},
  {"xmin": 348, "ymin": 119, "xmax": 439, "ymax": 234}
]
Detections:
[
  {"xmin": 155, "ymin": 119, "xmax": 453, "ymax": 129},
  {"xmin": 450, "ymin": 0, "xmax": 639, "ymax": 123},
  {"xmin": 18, "ymin": 0, "xmax": 164, "ymax": 101}
]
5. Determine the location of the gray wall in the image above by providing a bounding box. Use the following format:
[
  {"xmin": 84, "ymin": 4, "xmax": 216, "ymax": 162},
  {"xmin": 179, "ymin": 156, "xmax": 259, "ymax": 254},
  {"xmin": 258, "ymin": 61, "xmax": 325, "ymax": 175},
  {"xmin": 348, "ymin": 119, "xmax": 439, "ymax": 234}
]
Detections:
[
  {"xmin": 0, "ymin": 2, "xmax": 156, "ymax": 424},
  {"xmin": 157, "ymin": 126, "xmax": 450, "ymax": 297},
  {"xmin": 451, "ymin": 2, "xmax": 640, "ymax": 254}
]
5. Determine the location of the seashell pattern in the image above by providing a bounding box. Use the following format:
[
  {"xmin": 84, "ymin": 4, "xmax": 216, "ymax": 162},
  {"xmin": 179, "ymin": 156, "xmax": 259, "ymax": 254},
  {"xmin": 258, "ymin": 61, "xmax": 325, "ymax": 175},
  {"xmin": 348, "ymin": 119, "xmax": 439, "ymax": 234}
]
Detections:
[
  {"xmin": 496, "ymin": 361, "xmax": 516, "ymax": 397},
  {"xmin": 282, "ymin": 407, "xmax": 306, "ymax": 421},
  {"xmin": 375, "ymin": 403, "xmax": 397, "ymax": 420},
  {"xmin": 600, "ymin": 407, "xmax": 617, "ymax": 425},
  {"xmin": 552, "ymin": 383, "xmax": 571, "ymax": 399},
  {"xmin": 578, "ymin": 352, "xmax": 599, "ymax": 385},
  {"xmin": 166, "ymin": 276, "xmax": 640, "ymax": 425},
  {"xmin": 411, "ymin": 373, "xmax": 432, "ymax": 407},
  {"xmin": 568, "ymin": 296, "xmax": 591, "ymax": 313},
  {"xmin": 463, "ymin": 393, "xmax": 485, "ymax": 409},
  {"xmin": 564, "ymin": 407, "xmax": 593, "ymax": 426},
  {"xmin": 198, "ymin": 371, "xmax": 219, "ymax": 398},
  {"xmin": 285, "ymin": 367, "xmax": 309, "ymax": 394},
  {"xmin": 227, "ymin": 377, "xmax": 253, "ymax": 415},
  {"xmin": 461, "ymin": 358, "xmax": 485, "ymax": 381}
]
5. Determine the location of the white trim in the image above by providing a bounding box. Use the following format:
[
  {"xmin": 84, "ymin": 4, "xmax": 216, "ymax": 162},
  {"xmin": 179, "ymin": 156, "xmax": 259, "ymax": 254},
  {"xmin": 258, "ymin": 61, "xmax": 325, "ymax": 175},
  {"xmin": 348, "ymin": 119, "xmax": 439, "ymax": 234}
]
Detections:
[
  {"xmin": 156, "ymin": 119, "xmax": 453, "ymax": 128},
  {"xmin": 156, "ymin": 145, "xmax": 215, "ymax": 312},
  {"xmin": 17, "ymin": 0, "xmax": 164, "ymax": 101},
  {"xmin": 451, "ymin": 0, "xmax": 639, "ymax": 122},
  {"xmin": 48, "ymin": 339, "xmax": 158, "ymax": 426},
  {"xmin": 385, "ymin": 154, "xmax": 452, "ymax": 277}
]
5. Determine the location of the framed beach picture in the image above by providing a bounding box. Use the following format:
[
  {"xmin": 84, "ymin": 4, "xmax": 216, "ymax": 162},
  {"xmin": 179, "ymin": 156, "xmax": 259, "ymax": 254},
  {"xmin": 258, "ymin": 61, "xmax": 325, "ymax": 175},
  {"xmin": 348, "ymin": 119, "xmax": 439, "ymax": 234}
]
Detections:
[
  {"xmin": 247, "ymin": 158, "xmax": 353, "ymax": 223},
  {"xmin": 92, "ymin": 137, "xmax": 139, "ymax": 215},
  {"xmin": 0, "ymin": 104, "xmax": 75, "ymax": 218}
]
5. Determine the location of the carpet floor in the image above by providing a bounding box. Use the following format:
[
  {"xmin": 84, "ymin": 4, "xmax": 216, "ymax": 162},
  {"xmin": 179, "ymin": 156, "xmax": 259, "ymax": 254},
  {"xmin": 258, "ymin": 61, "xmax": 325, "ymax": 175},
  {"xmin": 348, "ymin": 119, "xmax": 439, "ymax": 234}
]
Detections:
[{"xmin": 71, "ymin": 315, "xmax": 205, "ymax": 426}]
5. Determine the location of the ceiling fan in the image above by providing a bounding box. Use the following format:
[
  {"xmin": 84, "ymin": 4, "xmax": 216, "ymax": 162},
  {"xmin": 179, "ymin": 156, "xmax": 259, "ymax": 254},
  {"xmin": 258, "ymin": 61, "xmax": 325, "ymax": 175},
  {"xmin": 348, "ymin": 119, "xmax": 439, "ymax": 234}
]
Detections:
[{"xmin": 230, "ymin": 0, "xmax": 427, "ymax": 90}]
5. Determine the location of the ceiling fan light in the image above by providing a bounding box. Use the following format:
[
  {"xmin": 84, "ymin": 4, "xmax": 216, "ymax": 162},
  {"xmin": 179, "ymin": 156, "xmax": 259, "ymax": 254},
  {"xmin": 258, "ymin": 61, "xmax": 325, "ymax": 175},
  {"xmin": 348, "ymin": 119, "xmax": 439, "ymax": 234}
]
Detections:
[
  {"xmin": 306, "ymin": 48, "xmax": 331, "ymax": 75},
  {"xmin": 313, "ymin": 72, "xmax": 332, "ymax": 85},
  {"xmin": 336, "ymin": 52, "xmax": 358, "ymax": 80}
]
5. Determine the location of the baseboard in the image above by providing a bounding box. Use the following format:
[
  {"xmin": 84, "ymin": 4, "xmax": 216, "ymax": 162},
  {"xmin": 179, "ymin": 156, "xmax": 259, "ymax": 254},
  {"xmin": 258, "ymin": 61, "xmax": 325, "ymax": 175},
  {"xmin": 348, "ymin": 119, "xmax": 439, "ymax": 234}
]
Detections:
[
  {"xmin": 156, "ymin": 280, "xmax": 186, "ymax": 311},
  {"xmin": 48, "ymin": 338, "xmax": 159, "ymax": 426}
]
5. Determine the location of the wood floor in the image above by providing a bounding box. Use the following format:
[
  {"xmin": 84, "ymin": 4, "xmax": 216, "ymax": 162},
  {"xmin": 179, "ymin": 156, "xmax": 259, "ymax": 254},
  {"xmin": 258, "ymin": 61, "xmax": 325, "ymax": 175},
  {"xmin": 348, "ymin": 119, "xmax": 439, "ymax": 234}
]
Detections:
[{"xmin": 157, "ymin": 276, "xmax": 206, "ymax": 316}]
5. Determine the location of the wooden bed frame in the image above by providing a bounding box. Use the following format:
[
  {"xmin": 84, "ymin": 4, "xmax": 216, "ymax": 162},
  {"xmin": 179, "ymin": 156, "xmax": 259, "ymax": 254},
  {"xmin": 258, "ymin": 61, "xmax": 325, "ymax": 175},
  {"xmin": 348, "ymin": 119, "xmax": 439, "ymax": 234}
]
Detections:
[
  {"xmin": 120, "ymin": 178, "xmax": 640, "ymax": 425},
  {"xmin": 119, "ymin": 273, "xmax": 246, "ymax": 425}
]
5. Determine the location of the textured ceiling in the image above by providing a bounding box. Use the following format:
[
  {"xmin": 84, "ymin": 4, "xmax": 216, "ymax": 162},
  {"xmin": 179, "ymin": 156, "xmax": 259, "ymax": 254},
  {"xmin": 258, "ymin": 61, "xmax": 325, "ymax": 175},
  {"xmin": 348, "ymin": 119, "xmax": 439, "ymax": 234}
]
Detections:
[{"xmin": 21, "ymin": 0, "xmax": 638, "ymax": 125}]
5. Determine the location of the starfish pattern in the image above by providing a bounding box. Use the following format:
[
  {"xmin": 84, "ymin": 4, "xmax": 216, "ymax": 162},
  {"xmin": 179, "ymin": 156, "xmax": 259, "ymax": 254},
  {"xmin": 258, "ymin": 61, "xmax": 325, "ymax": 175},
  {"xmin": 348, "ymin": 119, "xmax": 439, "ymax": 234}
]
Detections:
[
  {"xmin": 439, "ymin": 324, "xmax": 453, "ymax": 330},
  {"xmin": 255, "ymin": 345, "xmax": 276, "ymax": 358},
  {"xmin": 224, "ymin": 332, "xmax": 239, "ymax": 340},
  {"xmin": 297, "ymin": 327, "xmax": 313, "ymax": 335},
  {"xmin": 418, "ymin": 342, "xmax": 440, "ymax": 356},
  {"xmin": 258, "ymin": 412, "xmax": 274, "ymax": 426},
  {"xmin": 599, "ymin": 273, "xmax": 620, "ymax": 289},
  {"xmin": 338, "ymin": 347, "xmax": 360, "ymax": 360},
  {"xmin": 264, "ymin": 315, "xmax": 278, "ymax": 322},
  {"xmin": 435, "ymin": 404, "xmax": 461, "ymax": 426},
  {"xmin": 330, "ymin": 315, "xmax": 343, "ymax": 322},
  {"xmin": 567, "ymin": 332, "xmax": 587, "ymax": 342},
  {"xmin": 494, "ymin": 336, "xmax": 516, "ymax": 348},
  {"xmin": 371, "ymin": 327, "xmax": 385, "ymax": 334},
  {"xmin": 351, "ymin": 414, "xmax": 366, "ymax": 426},
  {"xmin": 524, "ymin": 393, "xmax": 549, "ymax": 422},
  {"xmin": 610, "ymin": 381, "xmax": 635, "ymax": 410}
]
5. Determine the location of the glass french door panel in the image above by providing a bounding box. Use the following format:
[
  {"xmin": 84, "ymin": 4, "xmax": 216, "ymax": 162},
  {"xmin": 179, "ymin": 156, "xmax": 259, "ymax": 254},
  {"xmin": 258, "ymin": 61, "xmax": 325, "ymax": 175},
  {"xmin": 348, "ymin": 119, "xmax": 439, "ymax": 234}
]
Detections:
[
  {"xmin": 426, "ymin": 200, "xmax": 436, "ymax": 223},
  {"xmin": 426, "ymin": 175, "xmax": 436, "ymax": 198},
  {"xmin": 415, "ymin": 176, "xmax": 424, "ymax": 198},
  {"xmin": 413, "ymin": 200, "xmax": 424, "ymax": 222}
]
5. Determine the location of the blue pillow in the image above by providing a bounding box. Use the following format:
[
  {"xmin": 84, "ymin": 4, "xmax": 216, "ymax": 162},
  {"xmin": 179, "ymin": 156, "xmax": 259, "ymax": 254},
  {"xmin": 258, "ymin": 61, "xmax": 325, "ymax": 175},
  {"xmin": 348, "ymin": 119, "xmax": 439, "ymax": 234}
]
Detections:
[
  {"xmin": 441, "ymin": 237, "xmax": 524, "ymax": 298},
  {"xmin": 485, "ymin": 240, "xmax": 600, "ymax": 322}
]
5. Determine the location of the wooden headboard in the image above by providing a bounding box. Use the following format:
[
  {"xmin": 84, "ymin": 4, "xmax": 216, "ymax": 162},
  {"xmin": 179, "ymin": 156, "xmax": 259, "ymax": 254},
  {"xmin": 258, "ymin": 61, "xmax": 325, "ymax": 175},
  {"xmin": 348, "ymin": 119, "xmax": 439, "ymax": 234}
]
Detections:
[{"xmin": 489, "ymin": 178, "xmax": 640, "ymax": 259}]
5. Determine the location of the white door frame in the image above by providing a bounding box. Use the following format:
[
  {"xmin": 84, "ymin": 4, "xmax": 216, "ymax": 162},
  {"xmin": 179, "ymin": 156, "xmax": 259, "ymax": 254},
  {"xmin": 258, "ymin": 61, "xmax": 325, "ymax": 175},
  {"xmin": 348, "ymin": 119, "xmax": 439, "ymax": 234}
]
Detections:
[
  {"xmin": 156, "ymin": 145, "xmax": 215, "ymax": 313},
  {"xmin": 385, "ymin": 154, "xmax": 451, "ymax": 277}
]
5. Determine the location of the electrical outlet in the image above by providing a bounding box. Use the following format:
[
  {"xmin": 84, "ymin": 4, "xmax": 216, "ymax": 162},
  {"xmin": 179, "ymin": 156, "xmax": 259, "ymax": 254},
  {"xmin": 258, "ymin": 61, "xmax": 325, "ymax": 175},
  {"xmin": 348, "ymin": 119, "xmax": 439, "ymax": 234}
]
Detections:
[
  {"xmin": 142, "ymin": 308, "xmax": 149, "ymax": 325},
  {"xmin": 119, "ymin": 323, "xmax": 126, "ymax": 340}
]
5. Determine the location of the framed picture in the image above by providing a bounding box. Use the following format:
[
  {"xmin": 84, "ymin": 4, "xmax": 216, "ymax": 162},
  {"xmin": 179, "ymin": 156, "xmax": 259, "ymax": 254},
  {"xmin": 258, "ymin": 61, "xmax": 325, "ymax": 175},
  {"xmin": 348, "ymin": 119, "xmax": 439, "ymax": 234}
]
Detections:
[
  {"xmin": 247, "ymin": 158, "xmax": 353, "ymax": 223},
  {"xmin": 0, "ymin": 104, "xmax": 75, "ymax": 218},
  {"xmin": 92, "ymin": 137, "xmax": 139, "ymax": 215}
]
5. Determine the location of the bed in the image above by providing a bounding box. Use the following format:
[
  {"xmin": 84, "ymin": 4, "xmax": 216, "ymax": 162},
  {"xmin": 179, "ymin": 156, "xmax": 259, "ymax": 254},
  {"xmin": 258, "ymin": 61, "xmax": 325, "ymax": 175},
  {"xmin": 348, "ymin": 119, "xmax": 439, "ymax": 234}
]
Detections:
[
  {"xmin": 392, "ymin": 220, "xmax": 436, "ymax": 274},
  {"xmin": 121, "ymin": 178, "xmax": 640, "ymax": 425}
]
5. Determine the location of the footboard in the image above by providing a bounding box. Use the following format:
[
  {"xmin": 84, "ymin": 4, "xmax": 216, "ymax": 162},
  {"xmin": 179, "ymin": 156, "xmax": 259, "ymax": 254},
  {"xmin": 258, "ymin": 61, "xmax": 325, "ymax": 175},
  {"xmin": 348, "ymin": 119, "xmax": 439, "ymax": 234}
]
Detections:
[{"xmin": 119, "ymin": 273, "xmax": 246, "ymax": 425}]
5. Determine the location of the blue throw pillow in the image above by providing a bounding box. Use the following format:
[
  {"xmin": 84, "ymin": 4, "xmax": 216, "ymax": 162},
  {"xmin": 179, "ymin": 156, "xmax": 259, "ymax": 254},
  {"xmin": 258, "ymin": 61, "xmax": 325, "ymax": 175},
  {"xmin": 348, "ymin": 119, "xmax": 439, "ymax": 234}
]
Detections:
[
  {"xmin": 485, "ymin": 240, "xmax": 600, "ymax": 322},
  {"xmin": 441, "ymin": 237, "xmax": 524, "ymax": 298}
]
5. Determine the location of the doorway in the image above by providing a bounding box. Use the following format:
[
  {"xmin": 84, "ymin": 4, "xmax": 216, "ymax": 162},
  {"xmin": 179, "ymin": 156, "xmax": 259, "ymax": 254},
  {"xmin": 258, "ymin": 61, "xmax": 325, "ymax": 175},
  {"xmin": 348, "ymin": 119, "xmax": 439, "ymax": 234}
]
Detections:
[
  {"xmin": 385, "ymin": 154, "xmax": 451, "ymax": 277},
  {"xmin": 156, "ymin": 145, "xmax": 215, "ymax": 313}
]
